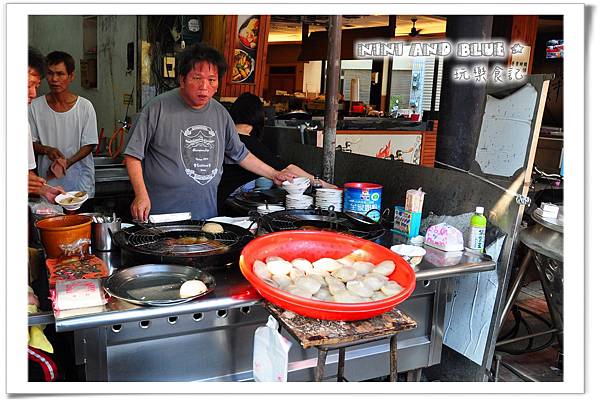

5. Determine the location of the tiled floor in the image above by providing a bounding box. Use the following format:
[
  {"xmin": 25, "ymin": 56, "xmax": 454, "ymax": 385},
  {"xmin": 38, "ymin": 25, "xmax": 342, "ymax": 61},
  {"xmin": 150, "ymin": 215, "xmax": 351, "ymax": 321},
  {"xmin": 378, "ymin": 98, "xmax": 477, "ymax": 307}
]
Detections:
[{"xmin": 494, "ymin": 280, "xmax": 563, "ymax": 382}]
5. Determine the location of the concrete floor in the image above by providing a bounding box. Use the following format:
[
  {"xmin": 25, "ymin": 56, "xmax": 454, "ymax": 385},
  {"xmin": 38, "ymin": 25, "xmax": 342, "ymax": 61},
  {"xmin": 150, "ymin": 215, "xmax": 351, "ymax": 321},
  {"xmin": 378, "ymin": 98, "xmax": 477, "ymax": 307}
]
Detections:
[{"xmin": 494, "ymin": 280, "xmax": 563, "ymax": 382}]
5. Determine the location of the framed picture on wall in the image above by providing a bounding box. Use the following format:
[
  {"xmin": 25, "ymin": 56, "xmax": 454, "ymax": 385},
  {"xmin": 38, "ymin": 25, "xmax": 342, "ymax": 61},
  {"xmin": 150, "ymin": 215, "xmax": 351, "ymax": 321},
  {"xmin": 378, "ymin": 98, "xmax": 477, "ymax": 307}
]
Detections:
[{"xmin": 231, "ymin": 15, "xmax": 260, "ymax": 83}]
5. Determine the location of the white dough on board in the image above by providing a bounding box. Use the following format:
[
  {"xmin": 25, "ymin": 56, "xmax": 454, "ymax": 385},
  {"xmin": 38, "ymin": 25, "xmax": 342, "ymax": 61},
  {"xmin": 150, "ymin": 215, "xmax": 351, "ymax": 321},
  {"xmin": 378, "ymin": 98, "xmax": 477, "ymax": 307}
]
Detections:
[{"xmin": 179, "ymin": 280, "xmax": 207, "ymax": 298}]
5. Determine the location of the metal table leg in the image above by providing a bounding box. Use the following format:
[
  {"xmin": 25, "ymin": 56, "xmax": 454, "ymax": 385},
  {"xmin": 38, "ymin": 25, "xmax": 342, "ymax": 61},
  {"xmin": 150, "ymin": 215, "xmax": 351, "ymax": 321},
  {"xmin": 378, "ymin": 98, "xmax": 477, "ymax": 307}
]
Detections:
[
  {"xmin": 315, "ymin": 348, "xmax": 327, "ymax": 382},
  {"xmin": 390, "ymin": 334, "xmax": 397, "ymax": 382},
  {"xmin": 499, "ymin": 250, "xmax": 534, "ymax": 329},
  {"xmin": 337, "ymin": 348, "xmax": 346, "ymax": 382}
]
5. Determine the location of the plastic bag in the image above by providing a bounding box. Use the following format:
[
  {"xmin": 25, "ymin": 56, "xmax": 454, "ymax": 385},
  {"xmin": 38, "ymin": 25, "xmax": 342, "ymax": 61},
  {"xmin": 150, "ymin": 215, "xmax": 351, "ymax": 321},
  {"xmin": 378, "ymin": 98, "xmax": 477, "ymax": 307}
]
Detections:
[
  {"xmin": 59, "ymin": 238, "xmax": 91, "ymax": 259},
  {"xmin": 253, "ymin": 315, "xmax": 292, "ymax": 382},
  {"xmin": 29, "ymin": 200, "xmax": 63, "ymax": 218}
]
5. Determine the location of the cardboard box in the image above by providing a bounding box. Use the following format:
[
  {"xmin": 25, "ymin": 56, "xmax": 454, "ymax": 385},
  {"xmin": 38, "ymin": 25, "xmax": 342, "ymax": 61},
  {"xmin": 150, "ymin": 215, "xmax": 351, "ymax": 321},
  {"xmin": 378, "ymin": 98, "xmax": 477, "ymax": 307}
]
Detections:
[{"xmin": 393, "ymin": 206, "xmax": 422, "ymax": 239}]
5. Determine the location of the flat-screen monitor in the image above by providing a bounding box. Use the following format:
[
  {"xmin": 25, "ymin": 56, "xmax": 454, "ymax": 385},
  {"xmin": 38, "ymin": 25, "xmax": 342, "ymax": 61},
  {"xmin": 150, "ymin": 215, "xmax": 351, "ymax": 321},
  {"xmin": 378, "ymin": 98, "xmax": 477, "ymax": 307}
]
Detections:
[{"xmin": 546, "ymin": 39, "xmax": 563, "ymax": 59}]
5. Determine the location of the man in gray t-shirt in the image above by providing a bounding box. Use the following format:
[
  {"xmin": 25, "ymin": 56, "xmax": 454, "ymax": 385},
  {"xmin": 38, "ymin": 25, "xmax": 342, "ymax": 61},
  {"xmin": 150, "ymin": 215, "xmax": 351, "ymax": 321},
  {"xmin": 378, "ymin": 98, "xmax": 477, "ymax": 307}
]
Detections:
[{"xmin": 124, "ymin": 44, "xmax": 293, "ymax": 221}]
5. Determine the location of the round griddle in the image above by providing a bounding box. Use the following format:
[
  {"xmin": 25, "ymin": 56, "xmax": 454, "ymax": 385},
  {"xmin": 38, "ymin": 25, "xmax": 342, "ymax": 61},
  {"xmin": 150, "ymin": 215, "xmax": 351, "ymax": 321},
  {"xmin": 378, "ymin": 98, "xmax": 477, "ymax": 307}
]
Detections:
[
  {"xmin": 257, "ymin": 208, "xmax": 386, "ymax": 240},
  {"xmin": 103, "ymin": 264, "xmax": 216, "ymax": 306},
  {"xmin": 112, "ymin": 221, "xmax": 254, "ymax": 270}
]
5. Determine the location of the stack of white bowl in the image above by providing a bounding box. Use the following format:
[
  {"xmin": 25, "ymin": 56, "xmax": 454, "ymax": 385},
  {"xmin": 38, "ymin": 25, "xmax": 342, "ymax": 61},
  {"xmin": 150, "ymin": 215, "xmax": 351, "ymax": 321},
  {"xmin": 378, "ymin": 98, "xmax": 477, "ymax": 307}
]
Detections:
[
  {"xmin": 286, "ymin": 194, "xmax": 313, "ymax": 210},
  {"xmin": 281, "ymin": 177, "xmax": 311, "ymax": 196},
  {"xmin": 314, "ymin": 188, "xmax": 343, "ymax": 211}
]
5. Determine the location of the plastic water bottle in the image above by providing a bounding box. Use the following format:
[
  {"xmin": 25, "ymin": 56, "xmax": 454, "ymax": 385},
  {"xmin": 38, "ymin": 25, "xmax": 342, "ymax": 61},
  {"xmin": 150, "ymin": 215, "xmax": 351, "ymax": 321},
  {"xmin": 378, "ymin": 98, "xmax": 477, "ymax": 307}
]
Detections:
[{"xmin": 468, "ymin": 206, "xmax": 487, "ymax": 253}]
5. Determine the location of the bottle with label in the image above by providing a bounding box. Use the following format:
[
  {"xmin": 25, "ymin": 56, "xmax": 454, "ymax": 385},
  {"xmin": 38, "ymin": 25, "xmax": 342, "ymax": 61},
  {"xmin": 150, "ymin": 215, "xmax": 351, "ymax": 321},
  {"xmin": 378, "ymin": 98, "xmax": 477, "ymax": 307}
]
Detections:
[{"xmin": 468, "ymin": 206, "xmax": 487, "ymax": 253}]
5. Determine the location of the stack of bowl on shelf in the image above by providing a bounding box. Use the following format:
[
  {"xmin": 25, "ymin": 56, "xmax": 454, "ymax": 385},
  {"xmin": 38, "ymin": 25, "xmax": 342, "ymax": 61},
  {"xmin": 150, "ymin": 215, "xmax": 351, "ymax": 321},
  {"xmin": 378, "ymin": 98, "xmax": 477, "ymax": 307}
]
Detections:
[
  {"xmin": 282, "ymin": 177, "xmax": 313, "ymax": 210},
  {"xmin": 314, "ymin": 188, "xmax": 343, "ymax": 211}
]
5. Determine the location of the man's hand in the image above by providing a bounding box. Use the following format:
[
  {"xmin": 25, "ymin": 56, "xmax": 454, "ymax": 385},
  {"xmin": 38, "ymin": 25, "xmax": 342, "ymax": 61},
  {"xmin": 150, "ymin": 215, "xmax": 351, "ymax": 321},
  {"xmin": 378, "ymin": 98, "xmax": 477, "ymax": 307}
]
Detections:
[
  {"xmin": 28, "ymin": 172, "xmax": 46, "ymax": 194},
  {"xmin": 41, "ymin": 185, "xmax": 65, "ymax": 204},
  {"xmin": 131, "ymin": 194, "xmax": 151, "ymax": 223},
  {"xmin": 272, "ymin": 170, "xmax": 296, "ymax": 186},
  {"xmin": 320, "ymin": 180, "xmax": 338, "ymax": 189},
  {"xmin": 45, "ymin": 146, "xmax": 65, "ymax": 161}
]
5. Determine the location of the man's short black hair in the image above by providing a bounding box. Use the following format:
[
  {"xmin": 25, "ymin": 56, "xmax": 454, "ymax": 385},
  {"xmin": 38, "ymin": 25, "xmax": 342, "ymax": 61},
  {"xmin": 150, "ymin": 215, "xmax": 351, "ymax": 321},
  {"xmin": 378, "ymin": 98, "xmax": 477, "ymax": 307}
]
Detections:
[
  {"xmin": 229, "ymin": 92, "xmax": 265, "ymax": 137},
  {"xmin": 28, "ymin": 46, "xmax": 46, "ymax": 78},
  {"xmin": 177, "ymin": 43, "xmax": 228, "ymax": 80},
  {"xmin": 46, "ymin": 51, "xmax": 76, "ymax": 74}
]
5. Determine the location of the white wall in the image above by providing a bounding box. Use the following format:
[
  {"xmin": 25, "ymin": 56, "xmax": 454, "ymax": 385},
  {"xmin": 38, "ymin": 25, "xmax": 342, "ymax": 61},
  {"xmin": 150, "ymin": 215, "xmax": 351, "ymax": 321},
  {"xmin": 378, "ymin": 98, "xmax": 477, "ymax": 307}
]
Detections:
[
  {"xmin": 302, "ymin": 60, "xmax": 322, "ymax": 93},
  {"xmin": 29, "ymin": 15, "xmax": 138, "ymax": 153},
  {"xmin": 392, "ymin": 55, "xmax": 413, "ymax": 70},
  {"xmin": 341, "ymin": 59, "xmax": 372, "ymax": 70}
]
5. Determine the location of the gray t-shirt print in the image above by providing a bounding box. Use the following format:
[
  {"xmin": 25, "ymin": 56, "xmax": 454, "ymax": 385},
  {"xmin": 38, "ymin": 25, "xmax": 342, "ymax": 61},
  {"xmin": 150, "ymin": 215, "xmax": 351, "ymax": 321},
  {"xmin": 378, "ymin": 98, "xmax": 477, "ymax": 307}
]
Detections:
[
  {"xmin": 124, "ymin": 89, "xmax": 248, "ymax": 220},
  {"xmin": 181, "ymin": 124, "xmax": 219, "ymax": 185}
]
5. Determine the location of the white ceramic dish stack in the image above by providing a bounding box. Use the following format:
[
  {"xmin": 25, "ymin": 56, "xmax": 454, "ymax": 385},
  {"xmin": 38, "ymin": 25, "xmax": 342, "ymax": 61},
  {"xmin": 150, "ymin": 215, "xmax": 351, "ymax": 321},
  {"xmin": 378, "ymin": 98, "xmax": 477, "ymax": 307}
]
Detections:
[
  {"xmin": 285, "ymin": 194, "xmax": 313, "ymax": 210},
  {"xmin": 314, "ymin": 188, "xmax": 343, "ymax": 212},
  {"xmin": 281, "ymin": 177, "xmax": 311, "ymax": 195}
]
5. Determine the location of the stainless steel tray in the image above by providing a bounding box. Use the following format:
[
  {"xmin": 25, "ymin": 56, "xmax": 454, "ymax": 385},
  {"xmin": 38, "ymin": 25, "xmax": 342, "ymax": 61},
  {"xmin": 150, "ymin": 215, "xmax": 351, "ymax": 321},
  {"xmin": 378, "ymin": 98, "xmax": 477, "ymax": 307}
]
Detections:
[{"xmin": 103, "ymin": 264, "xmax": 216, "ymax": 306}]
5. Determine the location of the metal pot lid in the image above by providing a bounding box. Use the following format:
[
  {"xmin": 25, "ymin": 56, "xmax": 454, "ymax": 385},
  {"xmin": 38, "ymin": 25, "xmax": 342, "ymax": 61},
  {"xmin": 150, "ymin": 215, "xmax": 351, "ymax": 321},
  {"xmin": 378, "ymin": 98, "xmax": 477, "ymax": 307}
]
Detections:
[{"xmin": 103, "ymin": 264, "xmax": 216, "ymax": 306}]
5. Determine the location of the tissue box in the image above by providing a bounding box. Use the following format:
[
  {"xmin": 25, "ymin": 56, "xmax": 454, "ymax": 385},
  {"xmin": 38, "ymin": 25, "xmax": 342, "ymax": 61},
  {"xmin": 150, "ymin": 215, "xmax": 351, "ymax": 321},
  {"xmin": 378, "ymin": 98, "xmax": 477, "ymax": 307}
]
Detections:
[
  {"xmin": 393, "ymin": 206, "xmax": 422, "ymax": 239},
  {"xmin": 424, "ymin": 223, "xmax": 464, "ymax": 252}
]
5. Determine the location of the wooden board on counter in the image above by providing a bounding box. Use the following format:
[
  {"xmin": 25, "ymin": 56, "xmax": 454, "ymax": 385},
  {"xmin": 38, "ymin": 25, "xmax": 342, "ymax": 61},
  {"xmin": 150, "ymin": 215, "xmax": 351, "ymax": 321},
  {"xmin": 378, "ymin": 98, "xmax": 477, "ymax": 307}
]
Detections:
[{"xmin": 265, "ymin": 302, "xmax": 417, "ymax": 349}]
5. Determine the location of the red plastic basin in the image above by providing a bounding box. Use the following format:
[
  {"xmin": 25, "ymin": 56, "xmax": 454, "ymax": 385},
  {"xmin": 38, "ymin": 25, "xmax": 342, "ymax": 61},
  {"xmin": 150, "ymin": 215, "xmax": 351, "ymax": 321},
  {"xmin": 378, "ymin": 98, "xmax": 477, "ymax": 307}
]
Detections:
[{"xmin": 239, "ymin": 230, "xmax": 416, "ymax": 321}]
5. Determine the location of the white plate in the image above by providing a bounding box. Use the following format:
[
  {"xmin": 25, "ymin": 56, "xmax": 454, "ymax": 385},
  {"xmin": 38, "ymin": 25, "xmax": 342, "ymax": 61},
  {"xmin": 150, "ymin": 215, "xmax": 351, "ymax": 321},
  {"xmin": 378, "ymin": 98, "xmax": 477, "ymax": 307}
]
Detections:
[{"xmin": 390, "ymin": 244, "xmax": 426, "ymax": 257}]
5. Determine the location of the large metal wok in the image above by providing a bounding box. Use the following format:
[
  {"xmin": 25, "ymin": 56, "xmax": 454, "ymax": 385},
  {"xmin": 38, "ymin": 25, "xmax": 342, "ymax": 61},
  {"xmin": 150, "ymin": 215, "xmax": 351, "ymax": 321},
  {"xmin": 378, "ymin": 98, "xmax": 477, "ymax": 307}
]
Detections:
[{"xmin": 112, "ymin": 220, "xmax": 254, "ymax": 270}]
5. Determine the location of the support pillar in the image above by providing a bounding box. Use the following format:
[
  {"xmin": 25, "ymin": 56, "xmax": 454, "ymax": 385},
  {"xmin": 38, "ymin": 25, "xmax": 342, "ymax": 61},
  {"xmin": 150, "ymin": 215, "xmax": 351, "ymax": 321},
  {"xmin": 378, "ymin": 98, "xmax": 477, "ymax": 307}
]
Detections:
[{"xmin": 436, "ymin": 16, "xmax": 494, "ymax": 171}]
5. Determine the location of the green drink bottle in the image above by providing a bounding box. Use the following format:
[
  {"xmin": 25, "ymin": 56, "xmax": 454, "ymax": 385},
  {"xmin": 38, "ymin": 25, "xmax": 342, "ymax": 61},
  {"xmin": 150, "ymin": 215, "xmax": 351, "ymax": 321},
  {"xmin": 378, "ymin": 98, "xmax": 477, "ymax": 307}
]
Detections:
[{"xmin": 468, "ymin": 206, "xmax": 487, "ymax": 253}]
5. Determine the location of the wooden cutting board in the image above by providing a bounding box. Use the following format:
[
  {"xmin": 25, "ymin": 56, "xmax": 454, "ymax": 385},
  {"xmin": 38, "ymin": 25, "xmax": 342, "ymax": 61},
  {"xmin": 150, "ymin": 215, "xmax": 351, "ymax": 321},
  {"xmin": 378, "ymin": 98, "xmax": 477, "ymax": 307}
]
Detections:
[{"xmin": 265, "ymin": 302, "xmax": 417, "ymax": 348}]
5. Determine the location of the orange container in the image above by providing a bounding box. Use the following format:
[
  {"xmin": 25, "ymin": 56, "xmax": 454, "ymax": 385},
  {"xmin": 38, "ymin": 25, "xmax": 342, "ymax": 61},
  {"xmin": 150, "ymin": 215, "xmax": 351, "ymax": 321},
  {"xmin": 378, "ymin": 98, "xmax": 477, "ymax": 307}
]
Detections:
[
  {"xmin": 239, "ymin": 230, "xmax": 416, "ymax": 321},
  {"xmin": 35, "ymin": 215, "xmax": 93, "ymax": 258}
]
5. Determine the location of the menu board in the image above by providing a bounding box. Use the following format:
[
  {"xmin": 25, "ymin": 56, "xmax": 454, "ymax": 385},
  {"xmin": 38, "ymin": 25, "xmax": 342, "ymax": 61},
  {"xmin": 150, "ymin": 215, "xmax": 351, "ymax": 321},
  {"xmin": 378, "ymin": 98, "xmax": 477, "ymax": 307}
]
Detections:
[{"xmin": 231, "ymin": 15, "xmax": 260, "ymax": 84}]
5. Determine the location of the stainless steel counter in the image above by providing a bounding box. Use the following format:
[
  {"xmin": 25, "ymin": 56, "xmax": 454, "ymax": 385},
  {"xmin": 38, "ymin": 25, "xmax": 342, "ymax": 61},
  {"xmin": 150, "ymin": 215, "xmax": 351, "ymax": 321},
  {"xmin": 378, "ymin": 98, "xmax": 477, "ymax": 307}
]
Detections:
[
  {"xmin": 54, "ymin": 265, "xmax": 259, "ymax": 332},
  {"xmin": 30, "ymin": 239, "xmax": 495, "ymax": 333},
  {"xmin": 27, "ymin": 226, "xmax": 496, "ymax": 381},
  {"xmin": 95, "ymin": 167, "xmax": 129, "ymax": 183},
  {"xmin": 94, "ymin": 156, "xmax": 129, "ymax": 182}
]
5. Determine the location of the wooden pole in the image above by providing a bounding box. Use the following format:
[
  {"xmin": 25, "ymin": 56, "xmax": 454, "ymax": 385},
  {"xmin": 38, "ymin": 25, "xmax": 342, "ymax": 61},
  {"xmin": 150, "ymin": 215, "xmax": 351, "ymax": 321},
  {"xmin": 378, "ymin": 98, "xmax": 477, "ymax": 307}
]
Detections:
[{"xmin": 323, "ymin": 15, "xmax": 342, "ymax": 183}]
